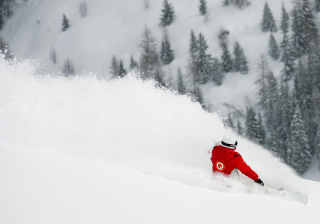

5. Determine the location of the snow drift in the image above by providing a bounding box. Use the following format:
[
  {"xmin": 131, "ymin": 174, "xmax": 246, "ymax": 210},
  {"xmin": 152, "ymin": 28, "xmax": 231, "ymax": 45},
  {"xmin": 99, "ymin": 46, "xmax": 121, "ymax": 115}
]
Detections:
[{"xmin": 0, "ymin": 56, "xmax": 305, "ymax": 195}]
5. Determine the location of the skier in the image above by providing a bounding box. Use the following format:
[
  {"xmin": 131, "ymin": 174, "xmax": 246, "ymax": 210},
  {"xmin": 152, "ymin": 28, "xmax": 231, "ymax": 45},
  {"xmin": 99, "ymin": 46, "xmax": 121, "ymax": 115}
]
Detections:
[{"xmin": 210, "ymin": 135, "xmax": 264, "ymax": 186}]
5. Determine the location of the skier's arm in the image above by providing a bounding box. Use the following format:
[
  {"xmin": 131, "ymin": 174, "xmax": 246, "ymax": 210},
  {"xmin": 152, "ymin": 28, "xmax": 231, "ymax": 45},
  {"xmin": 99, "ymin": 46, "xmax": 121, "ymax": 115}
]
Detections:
[{"xmin": 232, "ymin": 154, "xmax": 259, "ymax": 181}]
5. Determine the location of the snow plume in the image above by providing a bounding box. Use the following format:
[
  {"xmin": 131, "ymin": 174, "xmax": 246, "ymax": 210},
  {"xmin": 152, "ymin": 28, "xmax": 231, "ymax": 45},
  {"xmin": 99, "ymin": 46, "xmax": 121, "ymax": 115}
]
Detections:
[{"xmin": 0, "ymin": 56, "xmax": 306, "ymax": 195}]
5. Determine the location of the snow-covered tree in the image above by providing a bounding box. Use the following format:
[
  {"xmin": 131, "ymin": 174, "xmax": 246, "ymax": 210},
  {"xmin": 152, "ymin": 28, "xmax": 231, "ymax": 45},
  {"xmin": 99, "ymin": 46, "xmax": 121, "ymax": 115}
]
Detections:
[
  {"xmin": 233, "ymin": 41, "xmax": 248, "ymax": 74},
  {"xmin": 118, "ymin": 60, "xmax": 126, "ymax": 78},
  {"xmin": 316, "ymin": 0, "xmax": 320, "ymax": 12},
  {"xmin": 177, "ymin": 67, "xmax": 187, "ymax": 95},
  {"xmin": 280, "ymin": 4, "xmax": 294, "ymax": 82},
  {"xmin": 221, "ymin": 42, "xmax": 233, "ymax": 73},
  {"xmin": 211, "ymin": 57, "xmax": 223, "ymax": 85},
  {"xmin": 139, "ymin": 26, "xmax": 161, "ymax": 80},
  {"xmin": 130, "ymin": 55, "xmax": 138, "ymax": 70},
  {"xmin": 160, "ymin": 33, "xmax": 174, "ymax": 65},
  {"xmin": 287, "ymin": 102, "xmax": 312, "ymax": 174},
  {"xmin": 268, "ymin": 33, "xmax": 279, "ymax": 60},
  {"xmin": 196, "ymin": 33, "xmax": 213, "ymax": 83},
  {"xmin": 110, "ymin": 55, "xmax": 119, "ymax": 77},
  {"xmin": 301, "ymin": 0, "xmax": 318, "ymax": 53},
  {"xmin": 261, "ymin": 2, "xmax": 277, "ymax": 32},
  {"xmin": 79, "ymin": 1, "xmax": 88, "ymax": 17},
  {"xmin": 63, "ymin": 58, "xmax": 75, "ymax": 77},
  {"xmin": 50, "ymin": 48, "xmax": 57, "ymax": 64},
  {"xmin": 245, "ymin": 107, "xmax": 259, "ymax": 143},
  {"xmin": 62, "ymin": 14, "xmax": 70, "ymax": 31},
  {"xmin": 223, "ymin": 0, "xmax": 251, "ymax": 9},
  {"xmin": 188, "ymin": 30, "xmax": 199, "ymax": 93},
  {"xmin": 199, "ymin": 0, "xmax": 207, "ymax": 15},
  {"xmin": 291, "ymin": 5, "xmax": 305, "ymax": 59},
  {"xmin": 159, "ymin": 0, "xmax": 175, "ymax": 27}
]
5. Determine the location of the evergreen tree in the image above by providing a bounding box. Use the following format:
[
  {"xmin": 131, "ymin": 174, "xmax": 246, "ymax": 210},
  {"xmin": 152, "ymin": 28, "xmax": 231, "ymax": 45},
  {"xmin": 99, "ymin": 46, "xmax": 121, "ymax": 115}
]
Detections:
[
  {"xmin": 160, "ymin": 33, "xmax": 174, "ymax": 65},
  {"xmin": 287, "ymin": 102, "xmax": 312, "ymax": 174},
  {"xmin": 256, "ymin": 55, "xmax": 269, "ymax": 108},
  {"xmin": 221, "ymin": 42, "xmax": 233, "ymax": 73},
  {"xmin": 159, "ymin": 0, "xmax": 175, "ymax": 27},
  {"xmin": 177, "ymin": 67, "xmax": 187, "ymax": 95},
  {"xmin": 280, "ymin": 4, "xmax": 294, "ymax": 82},
  {"xmin": 0, "ymin": 10, "xmax": 3, "ymax": 30},
  {"xmin": 291, "ymin": 5, "xmax": 305, "ymax": 59},
  {"xmin": 224, "ymin": 113, "xmax": 235, "ymax": 130},
  {"xmin": 139, "ymin": 26, "xmax": 161, "ymax": 80},
  {"xmin": 79, "ymin": 1, "xmax": 88, "ymax": 17},
  {"xmin": 264, "ymin": 71, "xmax": 279, "ymax": 133},
  {"xmin": 237, "ymin": 120, "xmax": 244, "ymax": 136},
  {"xmin": 211, "ymin": 57, "xmax": 223, "ymax": 85},
  {"xmin": 199, "ymin": 0, "xmax": 207, "ymax": 16},
  {"xmin": 316, "ymin": 0, "xmax": 320, "ymax": 12},
  {"xmin": 63, "ymin": 58, "xmax": 75, "ymax": 77},
  {"xmin": 188, "ymin": 30, "xmax": 198, "ymax": 93},
  {"xmin": 301, "ymin": 0, "xmax": 318, "ymax": 53},
  {"xmin": 118, "ymin": 60, "xmax": 126, "ymax": 78},
  {"xmin": 261, "ymin": 2, "xmax": 277, "ymax": 32},
  {"xmin": 50, "ymin": 48, "xmax": 57, "ymax": 64},
  {"xmin": 268, "ymin": 33, "xmax": 279, "ymax": 60},
  {"xmin": 233, "ymin": 41, "xmax": 248, "ymax": 74},
  {"xmin": 130, "ymin": 55, "xmax": 138, "ymax": 70},
  {"xmin": 110, "ymin": 55, "xmax": 119, "ymax": 77},
  {"xmin": 196, "ymin": 33, "xmax": 213, "ymax": 83},
  {"xmin": 154, "ymin": 69, "xmax": 167, "ymax": 88},
  {"xmin": 257, "ymin": 110, "xmax": 266, "ymax": 146},
  {"xmin": 245, "ymin": 107, "xmax": 259, "ymax": 143},
  {"xmin": 62, "ymin": 14, "xmax": 70, "ymax": 31}
]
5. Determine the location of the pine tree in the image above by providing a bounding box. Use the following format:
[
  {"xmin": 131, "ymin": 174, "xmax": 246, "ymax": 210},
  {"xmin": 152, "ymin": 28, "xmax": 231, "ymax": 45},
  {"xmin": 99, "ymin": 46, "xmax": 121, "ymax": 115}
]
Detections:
[
  {"xmin": 118, "ymin": 60, "xmax": 126, "ymax": 78},
  {"xmin": 280, "ymin": 4, "xmax": 294, "ymax": 83},
  {"xmin": 139, "ymin": 26, "xmax": 161, "ymax": 80},
  {"xmin": 196, "ymin": 33, "xmax": 213, "ymax": 83},
  {"xmin": 245, "ymin": 107, "xmax": 259, "ymax": 143},
  {"xmin": 287, "ymin": 102, "xmax": 312, "ymax": 174},
  {"xmin": 63, "ymin": 58, "xmax": 75, "ymax": 77},
  {"xmin": 301, "ymin": 0, "xmax": 318, "ymax": 53},
  {"xmin": 159, "ymin": 0, "xmax": 175, "ymax": 27},
  {"xmin": 234, "ymin": 0, "xmax": 251, "ymax": 9},
  {"xmin": 177, "ymin": 67, "xmax": 187, "ymax": 95},
  {"xmin": 257, "ymin": 110, "xmax": 266, "ymax": 146},
  {"xmin": 154, "ymin": 69, "xmax": 167, "ymax": 88},
  {"xmin": 188, "ymin": 30, "xmax": 198, "ymax": 93},
  {"xmin": 130, "ymin": 55, "xmax": 138, "ymax": 70},
  {"xmin": 233, "ymin": 41, "xmax": 248, "ymax": 74},
  {"xmin": 237, "ymin": 120, "xmax": 244, "ymax": 136},
  {"xmin": 261, "ymin": 2, "xmax": 277, "ymax": 32},
  {"xmin": 221, "ymin": 42, "xmax": 233, "ymax": 73},
  {"xmin": 291, "ymin": 5, "xmax": 305, "ymax": 59},
  {"xmin": 199, "ymin": 0, "xmax": 207, "ymax": 15},
  {"xmin": 268, "ymin": 33, "xmax": 279, "ymax": 60},
  {"xmin": 316, "ymin": 0, "xmax": 320, "ymax": 12},
  {"xmin": 211, "ymin": 57, "xmax": 223, "ymax": 85},
  {"xmin": 110, "ymin": 55, "xmax": 119, "ymax": 77},
  {"xmin": 160, "ymin": 33, "xmax": 174, "ymax": 65},
  {"xmin": 62, "ymin": 14, "xmax": 70, "ymax": 31},
  {"xmin": 79, "ymin": 1, "xmax": 88, "ymax": 17},
  {"xmin": 50, "ymin": 48, "xmax": 57, "ymax": 64},
  {"xmin": 256, "ymin": 55, "xmax": 269, "ymax": 108},
  {"xmin": 224, "ymin": 113, "xmax": 235, "ymax": 130}
]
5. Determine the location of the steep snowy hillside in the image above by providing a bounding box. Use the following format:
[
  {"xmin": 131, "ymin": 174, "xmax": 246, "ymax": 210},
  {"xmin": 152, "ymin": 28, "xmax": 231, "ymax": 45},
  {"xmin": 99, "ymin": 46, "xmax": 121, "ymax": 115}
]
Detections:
[
  {"xmin": 0, "ymin": 57, "xmax": 320, "ymax": 224},
  {"xmin": 1, "ymin": 0, "xmax": 292, "ymax": 107}
]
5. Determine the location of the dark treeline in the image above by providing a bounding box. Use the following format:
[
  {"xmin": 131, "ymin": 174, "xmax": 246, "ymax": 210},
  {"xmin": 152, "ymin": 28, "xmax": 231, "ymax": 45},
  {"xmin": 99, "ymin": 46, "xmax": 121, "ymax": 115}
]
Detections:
[{"xmin": 226, "ymin": 0, "xmax": 320, "ymax": 175}]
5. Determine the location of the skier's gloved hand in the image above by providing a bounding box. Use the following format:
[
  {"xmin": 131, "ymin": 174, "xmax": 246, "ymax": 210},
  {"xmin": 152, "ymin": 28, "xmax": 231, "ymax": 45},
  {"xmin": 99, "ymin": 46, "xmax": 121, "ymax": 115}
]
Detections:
[{"xmin": 255, "ymin": 179, "xmax": 264, "ymax": 186}]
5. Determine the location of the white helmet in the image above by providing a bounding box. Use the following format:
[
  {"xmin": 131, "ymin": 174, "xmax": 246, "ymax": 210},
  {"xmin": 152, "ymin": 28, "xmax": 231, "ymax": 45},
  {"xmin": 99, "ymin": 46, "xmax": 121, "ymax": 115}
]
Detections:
[{"xmin": 222, "ymin": 135, "xmax": 238, "ymax": 148}]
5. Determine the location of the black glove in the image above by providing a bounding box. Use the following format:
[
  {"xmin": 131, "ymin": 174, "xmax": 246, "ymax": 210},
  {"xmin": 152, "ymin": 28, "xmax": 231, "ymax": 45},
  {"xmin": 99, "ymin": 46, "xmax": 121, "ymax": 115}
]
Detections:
[{"xmin": 255, "ymin": 179, "xmax": 264, "ymax": 186}]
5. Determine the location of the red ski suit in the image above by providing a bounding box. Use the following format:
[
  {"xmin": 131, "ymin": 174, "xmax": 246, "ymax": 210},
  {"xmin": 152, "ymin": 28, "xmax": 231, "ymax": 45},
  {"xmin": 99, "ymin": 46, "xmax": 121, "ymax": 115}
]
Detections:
[{"xmin": 210, "ymin": 143, "xmax": 259, "ymax": 181}]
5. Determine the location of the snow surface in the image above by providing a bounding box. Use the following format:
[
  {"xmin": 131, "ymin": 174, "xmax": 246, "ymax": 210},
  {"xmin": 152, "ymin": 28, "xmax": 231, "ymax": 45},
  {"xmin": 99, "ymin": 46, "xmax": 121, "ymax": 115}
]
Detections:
[{"xmin": 0, "ymin": 54, "xmax": 320, "ymax": 223}]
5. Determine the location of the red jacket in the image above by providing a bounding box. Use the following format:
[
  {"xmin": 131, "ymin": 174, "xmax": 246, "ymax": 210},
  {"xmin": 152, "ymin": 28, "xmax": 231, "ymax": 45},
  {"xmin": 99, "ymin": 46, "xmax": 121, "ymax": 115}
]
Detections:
[{"xmin": 210, "ymin": 143, "xmax": 259, "ymax": 181}]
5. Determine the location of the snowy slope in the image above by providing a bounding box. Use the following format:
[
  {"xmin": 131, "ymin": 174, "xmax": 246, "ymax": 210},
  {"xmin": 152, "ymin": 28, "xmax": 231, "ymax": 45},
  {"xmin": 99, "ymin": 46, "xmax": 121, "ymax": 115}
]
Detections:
[
  {"xmin": 0, "ymin": 54, "xmax": 319, "ymax": 223},
  {"xmin": 1, "ymin": 0, "xmax": 291, "ymax": 91}
]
